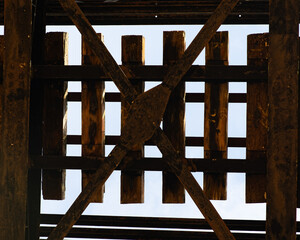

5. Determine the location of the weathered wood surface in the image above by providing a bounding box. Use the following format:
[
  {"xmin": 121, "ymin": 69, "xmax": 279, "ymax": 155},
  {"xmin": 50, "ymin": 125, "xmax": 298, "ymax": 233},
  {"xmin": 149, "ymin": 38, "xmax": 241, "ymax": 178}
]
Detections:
[
  {"xmin": 162, "ymin": 31, "xmax": 186, "ymax": 203},
  {"xmin": 27, "ymin": 0, "xmax": 271, "ymax": 25},
  {"xmin": 68, "ymin": 92, "xmax": 247, "ymax": 104},
  {"xmin": 162, "ymin": 0, "xmax": 239, "ymax": 90},
  {"xmin": 42, "ymin": 32, "xmax": 68, "ymax": 200},
  {"xmin": 246, "ymin": 33, "xmax": 268, "ymax": 203},
  {"xmin": 66, "ymin": 135, "xmax": 246, "ymax": 147},
  {"xmin": 40, "ymin": 213, "xmax": 269, "ymax": 231},
  {"xmin": 82, "ymin": 33, "xmax": 105, "ymax": 203},
  {"xmin": 154, "ymin": 129, "xmax": 235, "ymax": 240},
  {"xmin": 121, "ymin": 36, "xmax": 145, "ymax": 204},
  {"xmin": 32, "ymin": 155, "xmax": 266, "ymax": 174},
  {"xmin": 48, "ymin": 0, "xmax": 239, "ymax": 238},
  {"xmin": 204, "ymin": 31, "xmax": 228, "ymax": 200},
  {"xmin": 58, "ymin": 0, "xmax": 137, "ymax": 103},
  {"xmin": 47, "ymin": 144, "xmax": 129, "ymax": 240},
  {"xmin": 27, "ymin": 0, "xmax": 47, "ymax": 238},
  {"xmin": 32, "ymin": 65, "xmax": 268, "ymax": 83},
  {"xmin": 0, "ymin": 0, "xmax": 32, "ymax": 239},
  {"xmin": 266, "ymin": 0, "xmax": 299, "ymax": 239}
]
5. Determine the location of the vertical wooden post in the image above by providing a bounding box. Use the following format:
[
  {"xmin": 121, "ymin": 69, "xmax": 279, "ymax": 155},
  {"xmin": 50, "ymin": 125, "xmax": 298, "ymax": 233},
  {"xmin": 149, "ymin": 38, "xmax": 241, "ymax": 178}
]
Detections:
[
  {"xmin": 162, "ymin": 31, "xmax": 186, "ymax": 203},
  {"xmin": 42, "ymin": 32, "xmax": 68, "ymax": 200},
  {"xmin": 121, "ymin": 35, "xmax": 145, "ymax": 203},
  {"xmin": 204, "ymin": 31, "xmax": 228, "ymax": 200},
  {"xmin": 0, "ymin": 0, "xmax": 32, "ymax": 238},
  {"xmin": 27, "ymin": 0, "xmax": 47, "ymax": 238},
  {"xmin": 267, "ymin": 0, "xmax": 298, "ymax": 239},
  {"xmin": 246, "ymin": 33, "xmax": 268, "ymax": 203},
  {"xmin": 82, "ymin": 33, "xmax": 105, "ymax": 203}
]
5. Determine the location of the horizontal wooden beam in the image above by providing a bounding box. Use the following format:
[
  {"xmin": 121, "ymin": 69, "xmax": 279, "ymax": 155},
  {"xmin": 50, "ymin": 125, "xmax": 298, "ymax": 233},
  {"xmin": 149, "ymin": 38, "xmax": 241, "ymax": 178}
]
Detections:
[
  {"xmin": 32, "ymin": 65, "xmax": 267, "ymax": 82},
  {"xmin": 40, "ymin": 226, "xmax": 265, "ymax": 239},
  {"xmin": 40, "ymin": 214, "xmax": 269, "ymax": 231},
  {"xmin": 66, "ymin": 135, "xmax": 246, "ymax": 147},
  {"xmin": 67, "ymin": 92, "xmax": 247, "ymax": 103},
  {"xmin": 30, "ymin": 155, "xmax": 265, "ymax": 173},
  {"xmin": 0, "ymin": 0, "xmax": 274, "ymax": 25}
]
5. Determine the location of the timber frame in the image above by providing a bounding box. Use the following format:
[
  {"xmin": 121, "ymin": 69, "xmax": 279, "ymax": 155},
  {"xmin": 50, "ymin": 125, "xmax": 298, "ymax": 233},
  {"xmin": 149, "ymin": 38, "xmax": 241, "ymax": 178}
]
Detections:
[{"xmin": 0, "ymin": 0, "xmax": 299, "ymax": 239}]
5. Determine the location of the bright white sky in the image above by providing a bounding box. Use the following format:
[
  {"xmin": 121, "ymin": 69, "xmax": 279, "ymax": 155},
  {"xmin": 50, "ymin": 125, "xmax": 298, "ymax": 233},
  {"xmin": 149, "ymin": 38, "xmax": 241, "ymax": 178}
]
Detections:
[{"xmin": 40, "ymin": 24, "xmax": 277, "ymax": 221}]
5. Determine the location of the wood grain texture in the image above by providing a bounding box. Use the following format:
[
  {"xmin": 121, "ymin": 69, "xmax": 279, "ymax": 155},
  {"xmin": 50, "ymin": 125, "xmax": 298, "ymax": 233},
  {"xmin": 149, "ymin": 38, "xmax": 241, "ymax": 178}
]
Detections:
[
  {"xmin": 0, "ymin": 0, "xmax": 32, "ymax": 239},
  {"xmin": 48, "ymin": 0, "xmax": 238, "ymax": 238},
  {"xmin": 82, "ymin": 33, "xmax": 105, "ymax": 203},
  {"xmin": 26, "ymin": 0, "xmax": 271, "ymax": 25},
  {"xmin": 121, "ymin": 35, "xmax": 145, "ymax": 204},
  {"xmin": 162, "ymin": 0, "xmax": 239, "ymax": 90},
  {"xmin": 27, "ymin": 0, "xmax": 47, "ymax": 237},
  {"xmin": 246, "ymin": 33, "xmax": 268, "ymax": 203},
  {"xmin": 162, "ymin": 31, "xmax": 186, "ymax": 203},
  {"xmin": 154, "ymin": 129, "xmax": 235, "ymax": 240},
  {"xmin": 204, "ymin": 31, "xmax": 228, "ymax": 200},
  {"xmin": 32, "ymin": 65, "xmax": 268, "ymax": 83},
  {"xmin": 266, "ymin": 0, "xmax": 299, "ymax": 239},
  {"xmin": 58, "ymin": 0, "xmax": 137, "ymax": 103},
  {"xmin": 42, "ymin": 32, "xmax": 68, "ymax": 200}
]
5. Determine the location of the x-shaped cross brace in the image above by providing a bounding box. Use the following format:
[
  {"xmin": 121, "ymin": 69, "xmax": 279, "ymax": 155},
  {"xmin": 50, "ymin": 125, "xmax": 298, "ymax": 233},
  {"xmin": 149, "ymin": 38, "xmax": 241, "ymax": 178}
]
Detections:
[{"xmin": 47, "ymin": 0, "xmax": 239, "ymax": 239}]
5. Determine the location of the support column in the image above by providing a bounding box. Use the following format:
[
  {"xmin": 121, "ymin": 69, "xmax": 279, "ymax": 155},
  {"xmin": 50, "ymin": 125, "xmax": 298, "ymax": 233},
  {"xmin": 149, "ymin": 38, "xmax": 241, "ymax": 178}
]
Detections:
[
  {"xmin": 0, "ymin": 0, "xmax": 32, "ymax": 239},
  {"xmin": 267, "ymin": 0, "xmax": 299, "ymax": 239}
]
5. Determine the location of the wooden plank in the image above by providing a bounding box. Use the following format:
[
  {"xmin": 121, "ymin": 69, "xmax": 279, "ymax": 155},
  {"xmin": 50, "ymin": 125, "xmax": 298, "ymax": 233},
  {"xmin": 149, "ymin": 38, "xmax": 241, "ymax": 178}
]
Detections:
[
  {"xmin": 32, "ymin": 65, "xmax": 268, "ymax": 83},
  {"xmin": 81, "ymin": 33, "xmax": 105, "ymax": 203},
  {"xmin": 0, "ymin": 0, "xmax": 32, "ymax": 239},
  {"xmin": 32, "ymin": 155, "xmax": 266, "ymax": 174},
  {"xmin": 204, "ymin": 31, "xmax": 228, "ymax": 200},
  {"xmin": 266, "ymin": 0, "xmax": 299, "ymax": 239},
  {"xmin": 66, "ymin": 135, "xmax": 246, "ymax": 147},
  {"xmin": 162, "ymin": 31, "xmax": 186, "ymax": 203},
  {"xmin": 27, "ymin": 0, "xmax": 48, "ymax": 238},
  {"xmin": 298, "ymin": 36, "xmax": 300, "ymax": 208},
  {"xmin": 246, "ymin": 33, "xmax": 268, "ymax": 203},
  {"xmin": 42, "ymin": 32, "xmax": 68, "ymax": 200},
  {"xmin": 42, "ymin": 226, "xmax": 265, "ymax": 239},
  {"xmin": 31, "ymin": 0, "xmax": 271, "ymax": 25},
  {"xmin": 121, "ymin": 35, "xmax": 145, "ymax": 204},
  {"xmin": 40, "ymin": 214, "xmax": 268, "ymax": 231},
  {"xmin": 68, "ymin": 92, "xmax": 248, "ymax": 103}
]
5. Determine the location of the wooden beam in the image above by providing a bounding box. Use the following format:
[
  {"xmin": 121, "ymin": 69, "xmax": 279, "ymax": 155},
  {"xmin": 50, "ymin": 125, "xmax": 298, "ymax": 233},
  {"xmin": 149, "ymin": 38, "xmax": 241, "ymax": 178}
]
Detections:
[
  {"xmin": 27, "ymin": 0, "xmax": 271, "ymax": 25},
  {"xmin": 154, "ymin": 129, "xmax": 235, "ymax": 240},
  {"xmin": 162, "ymin": 31, "xmax": 186, "ymax": 203},
  {"xmin": 27, "ymin": 0, "xmax": 48, "ymax": 238},
  {"xmin": 42, "ymin": 32, "xmax": 68, "ymax": 200},
  {"xmin": 0, "ymin": 0, "xmax": 32, "ymax": 239},
  {"xmin": 47, "ymin": 144, "xmax": 128, "ymax": 240},
  {"xmin": 32, "ymin": 65, "xmax": 268, "ymax": 82},
  {"xmin": 40, "ymin": 214, "xmax": 268, "ymax": 232},
  {"xmin": 42, "ymin": 226, "xmax": 264, "ymax": 239},
  {"xmin": 31, "ymin": 155, "xmax": 266, "ymax": 174},
  {"xmin": 246, "ymin": 33, "xmax": 268, "ymax": 203},
  {"xmin": 204, "ymin": 31, "xmax": 228, "ymax": 200},
  {"xmin": 121, "ymin": 35, "xmax": 145, "ymax": 204},
  {"xmin": 266, "ymin": 0, "xmax": 299, "ymax": 239},
  {"xmin": 58, "ymin": 0, "xmax": 137, "ymax": 103},
  {"xmin": 162, "ymin": 0, "xmax": 239, "ymax": 90},
  {"xmin": 82, "ymin": 33, "xmax": 105, "ymax": 203}
]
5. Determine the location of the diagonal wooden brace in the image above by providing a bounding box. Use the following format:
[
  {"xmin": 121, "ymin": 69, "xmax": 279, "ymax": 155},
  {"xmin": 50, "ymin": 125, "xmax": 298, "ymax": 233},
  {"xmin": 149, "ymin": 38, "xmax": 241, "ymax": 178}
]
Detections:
[
  {"xmin": 48, "ymin": 0, "xmax": 240, "ymax": 239},
  {"xmin": 58, "ymin": 0, "xmax": 137, "ymax": 103},
  {"xmin": 153, "ymin": 128, "xmax": 235, "ymax": 239}
]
